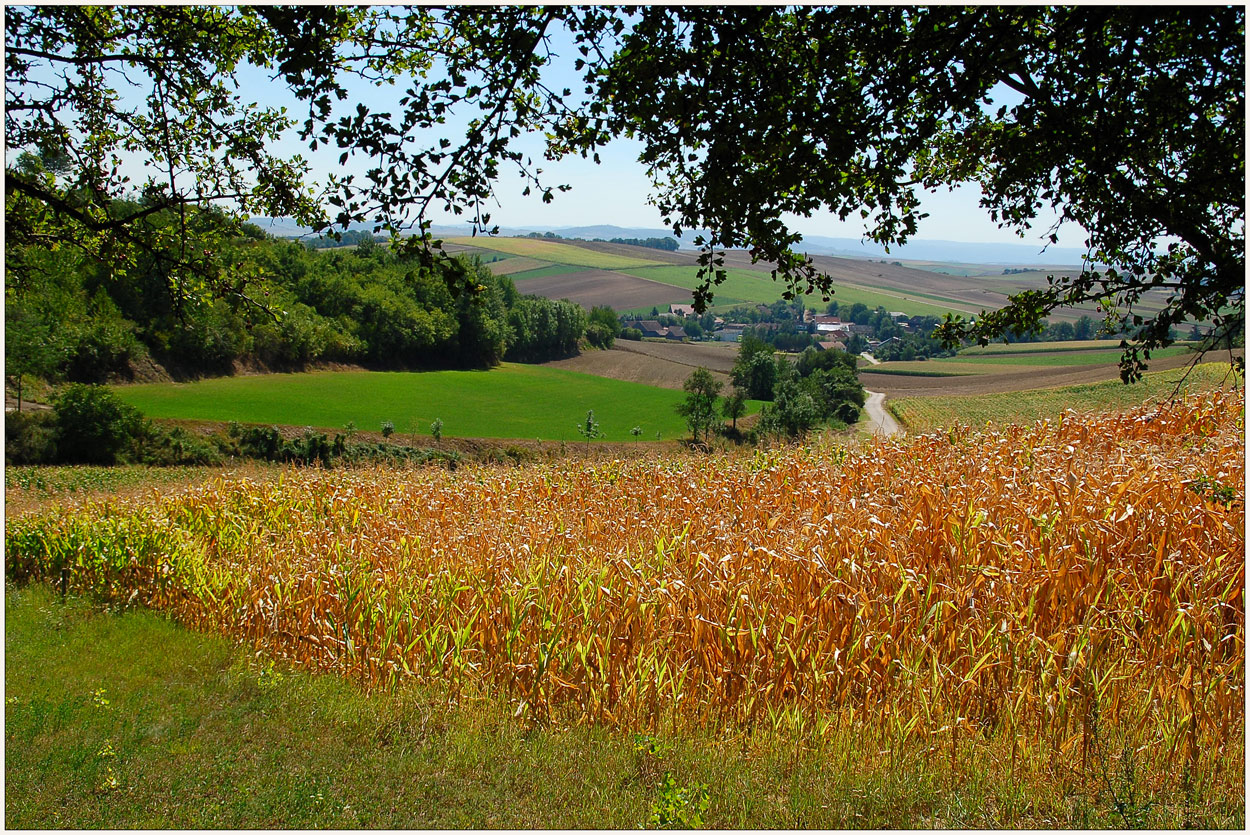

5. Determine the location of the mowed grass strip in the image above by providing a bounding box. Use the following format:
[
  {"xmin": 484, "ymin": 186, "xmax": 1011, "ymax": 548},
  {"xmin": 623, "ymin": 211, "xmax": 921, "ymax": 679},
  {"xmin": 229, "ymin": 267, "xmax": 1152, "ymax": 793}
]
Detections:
[
  {"xmin": 620, "ymin": 266, "xmax": 963, "ymax": 317},
  {"xmin": 446, "ymin": 236, "xmax": 663, "ymax": 270},
  {"xmin": 112, "ymin": 366, "xmax": 716, "ymax": 442},
  {"xmin": 888, "ymin": 361, "xmax": 1240, "ymax": 431}
]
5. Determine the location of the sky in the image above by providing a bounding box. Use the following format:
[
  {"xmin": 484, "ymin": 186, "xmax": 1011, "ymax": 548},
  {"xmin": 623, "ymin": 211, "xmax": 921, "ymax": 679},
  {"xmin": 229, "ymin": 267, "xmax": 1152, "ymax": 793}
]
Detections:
[
  {"xmin": 40, "ymin": 12, "xmax": 1086, "ymax": 252},
  {"xmin": 229, "ymin": 24, "xmax": 1088, "ymax": 251}
]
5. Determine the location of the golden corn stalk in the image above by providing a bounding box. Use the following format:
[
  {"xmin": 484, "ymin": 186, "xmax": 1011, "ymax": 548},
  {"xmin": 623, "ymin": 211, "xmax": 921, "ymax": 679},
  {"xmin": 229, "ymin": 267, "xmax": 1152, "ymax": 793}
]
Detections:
[{"xmin": 7, "ymin": 389, "xmax": 1243, "ymax": 775}]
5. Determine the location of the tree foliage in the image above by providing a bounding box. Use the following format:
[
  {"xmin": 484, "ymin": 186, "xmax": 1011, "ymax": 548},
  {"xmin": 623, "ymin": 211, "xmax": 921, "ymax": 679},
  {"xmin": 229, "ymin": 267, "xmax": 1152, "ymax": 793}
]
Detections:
[
  {"xmin": 676, "ymin": 367, "xmax": 722, "ymax": 445},
  {"xmin": 6, "ymin": 7, "xmax": 1241, "ymax": 380}
]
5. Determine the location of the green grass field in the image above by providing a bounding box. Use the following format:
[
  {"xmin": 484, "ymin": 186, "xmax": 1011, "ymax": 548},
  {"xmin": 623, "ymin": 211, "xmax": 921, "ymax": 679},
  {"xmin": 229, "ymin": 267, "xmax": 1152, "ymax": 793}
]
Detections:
[
  {"xmin": 888, "ymin": 362, "xmax": 1240, "ymax": 431},
  {"xmin": 620, "ymin": 266, "xmax": 965, "ymax": 317},
  {"xmin": 447, "ymin": 237, "xmax": 663, "ymax": 270},
  {"xmin": 112, "ymin": 366, "xmax": 750, "ymax": 442}
]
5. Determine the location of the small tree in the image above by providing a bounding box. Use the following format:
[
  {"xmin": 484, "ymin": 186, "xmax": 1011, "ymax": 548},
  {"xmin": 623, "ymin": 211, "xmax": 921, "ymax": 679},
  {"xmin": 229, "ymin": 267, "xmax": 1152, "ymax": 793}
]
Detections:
[
  {"xmin": 722, "ymin": 388, "xmax": 747, "ymax": 432},
  {"xmin": 381, "ymin": 420, "xmax": 395, "ymax": 438},
  {"xmin": 5, "ymin": 306, "xmax": 62, "ymax": 412},
  {"xmin": 630, "ymin": 425, "xmax": 643, "ymax": 443},
  {"xmin": 676, "ymin": 367, "xmax": 723, "ymax": 445},
  {"xmin": 577, "ymin": 409, "xmax": 603, "ymax": 452},
  {"xmin": 430, "ymin": 417, "xmax": 444, "ymax": 445}
]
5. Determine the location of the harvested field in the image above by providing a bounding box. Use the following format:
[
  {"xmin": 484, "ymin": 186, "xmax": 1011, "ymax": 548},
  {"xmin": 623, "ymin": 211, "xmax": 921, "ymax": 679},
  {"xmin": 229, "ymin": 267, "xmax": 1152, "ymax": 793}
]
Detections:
[
  {"xmin": 889, "ymin": 361, "xmax": 1240, "ymax": 431},
  {"xmin": 445, "ymin": 236, "xmax": 663, "ymax": 269},
  {"xmin": 554, "ymin": 238, "xmax": 698, "ymax": 266},
  {"xmin": 545, "ymin": 340, "xmax": 740, "ymax": 389},
  {"xmin": 507, "ymin": 269, "xmax": 691, "ymax": 311},
  {"xmin": 482, "ymin": 256, "xmax": 555, "ymax": 275},
  {"xmin": 715, "ymin": 250, "xmax": 1174, "ymax": 323}
]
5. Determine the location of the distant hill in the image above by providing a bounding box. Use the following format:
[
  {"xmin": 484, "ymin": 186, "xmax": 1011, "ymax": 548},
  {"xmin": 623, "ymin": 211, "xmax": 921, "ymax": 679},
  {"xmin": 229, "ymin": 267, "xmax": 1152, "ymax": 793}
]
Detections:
[{"xmin": 249, "ymin": 217, "xmax": 1088, "ymax": 268}]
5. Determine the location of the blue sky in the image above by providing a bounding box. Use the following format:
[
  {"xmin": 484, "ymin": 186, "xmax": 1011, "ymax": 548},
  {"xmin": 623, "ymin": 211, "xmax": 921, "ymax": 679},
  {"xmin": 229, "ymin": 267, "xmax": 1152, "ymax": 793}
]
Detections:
[{"xmin": 77, "ymin": 19, "xmax": 1086, "ymax": 251}]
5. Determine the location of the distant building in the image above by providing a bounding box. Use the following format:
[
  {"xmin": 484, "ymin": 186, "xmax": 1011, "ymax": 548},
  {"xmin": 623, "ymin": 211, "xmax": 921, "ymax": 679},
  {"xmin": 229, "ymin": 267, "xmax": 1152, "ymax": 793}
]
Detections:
[
  {"xmin": 638, "ymin": 320, "xmax": 667, "ymax": 338},
  {"xmin": 669, "ymin": 304, "xmax": 697, "ymax": 317},
  {"xmin": 816, "ymin": 340, "xmax": 847, "ymax": 352},
  {"xmin": 666, "ymin": 326, "xmax": 687, "ymax": 341},
  {"xmin": 813, "ymin": 314, "xmax": 850, "ymax": 335}
]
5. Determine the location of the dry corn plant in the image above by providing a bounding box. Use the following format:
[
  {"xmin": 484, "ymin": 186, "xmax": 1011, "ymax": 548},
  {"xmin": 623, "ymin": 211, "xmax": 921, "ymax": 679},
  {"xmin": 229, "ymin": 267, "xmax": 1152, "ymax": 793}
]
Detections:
[{"xmin": 7, "ymin": 389, "xmax": 1243, "ymax": 792}]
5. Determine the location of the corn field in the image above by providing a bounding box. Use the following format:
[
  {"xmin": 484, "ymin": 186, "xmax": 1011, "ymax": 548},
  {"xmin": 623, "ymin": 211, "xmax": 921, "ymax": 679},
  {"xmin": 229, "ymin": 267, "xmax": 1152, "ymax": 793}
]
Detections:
[{"xmin": 6, "ymin": 389, "xmax": 1243, "ymax": 778}]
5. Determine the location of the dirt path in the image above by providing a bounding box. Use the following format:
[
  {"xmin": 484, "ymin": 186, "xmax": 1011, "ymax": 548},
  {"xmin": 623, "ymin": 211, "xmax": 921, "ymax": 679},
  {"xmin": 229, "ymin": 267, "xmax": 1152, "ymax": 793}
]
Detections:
[{"xmin": 862, "ymin": 390, "xmax": 901, "ymax": 436}]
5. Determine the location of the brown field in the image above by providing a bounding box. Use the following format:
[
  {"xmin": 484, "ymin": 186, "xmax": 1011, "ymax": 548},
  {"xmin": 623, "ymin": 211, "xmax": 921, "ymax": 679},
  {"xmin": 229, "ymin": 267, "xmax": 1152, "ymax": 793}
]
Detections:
[
  {"xmin": 508, "ymin": 269, "xmax": 691, "ymax": 311},
  {"xmin": 862, "ymin": 351, "xmax": 1207, "ymax": 397},
  {"xmin": 545, "ymin": 340, "xmax": 740, "ymax": 389},
  {"xmin": 481, "ymin": 256, "xmax": 555, "ymax": 275},
  {"xmin": 713, "ymin": 249, "xmax": 1173, "ymax": 323},
  {"xmin": 555, "ymin": 238, "xmax": 697, "ymax": 266}
]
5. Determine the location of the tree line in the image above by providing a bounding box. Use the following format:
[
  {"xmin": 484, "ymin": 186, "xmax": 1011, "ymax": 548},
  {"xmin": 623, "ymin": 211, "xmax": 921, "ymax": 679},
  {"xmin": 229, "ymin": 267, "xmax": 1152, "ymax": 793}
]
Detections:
[{"xmin": 5, "ymin": 197, "xmax": 614, "ymax": 398}]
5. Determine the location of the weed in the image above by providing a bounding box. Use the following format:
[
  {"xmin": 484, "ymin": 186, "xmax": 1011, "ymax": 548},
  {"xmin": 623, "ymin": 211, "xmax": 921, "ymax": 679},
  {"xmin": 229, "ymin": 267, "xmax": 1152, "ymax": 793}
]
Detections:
[{"xmin": 648, "ymin": 773, "xmax": 710, "ymax": 829}]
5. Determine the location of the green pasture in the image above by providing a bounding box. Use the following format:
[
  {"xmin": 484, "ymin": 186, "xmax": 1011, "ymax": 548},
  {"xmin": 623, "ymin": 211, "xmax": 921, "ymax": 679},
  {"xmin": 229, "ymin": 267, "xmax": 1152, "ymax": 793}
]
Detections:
[
  {"xmin": 446, "ymin": 237, "xmax": 663, "ymax": 270},
  {"xmin": 621, "ymin": 266, "xmax": 964, "ymax": 318},
  {"xmin": 112, "ymin": 366, "xmax": 752, "ymax": 442}
]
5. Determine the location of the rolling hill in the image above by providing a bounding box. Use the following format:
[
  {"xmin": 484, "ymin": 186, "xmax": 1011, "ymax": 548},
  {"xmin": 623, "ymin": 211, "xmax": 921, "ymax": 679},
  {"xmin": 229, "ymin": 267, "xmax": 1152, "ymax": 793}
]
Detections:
[{"xmin": 445, "ymin": 236, "xmax": 1128, "ymax": 320}]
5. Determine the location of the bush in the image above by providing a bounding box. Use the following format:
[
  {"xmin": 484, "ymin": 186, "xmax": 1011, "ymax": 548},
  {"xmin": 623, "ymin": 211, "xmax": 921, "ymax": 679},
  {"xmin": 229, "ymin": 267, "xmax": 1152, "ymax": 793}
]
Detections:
[
  {"xmin": 52, "ymin": 384, "xmax": 146, "ymax": 464},
  {"xmin": 5, "ymin": 410, "xmax": 58, "ymax": 465}
]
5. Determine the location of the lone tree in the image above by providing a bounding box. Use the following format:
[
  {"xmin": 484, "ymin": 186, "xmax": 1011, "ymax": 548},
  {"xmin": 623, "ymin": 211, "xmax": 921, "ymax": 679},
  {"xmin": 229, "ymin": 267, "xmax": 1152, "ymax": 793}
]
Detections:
[
  {"xmin": 722, "ymin": 388, "xmax": 747, "ymax": 433},
  {"xmin": 676, "ymin": 367, "xmax": 723, "ymax": 446},
  {"xmin": 6, "ymin": 7, "xmax": 1242, "ymax": 380}
]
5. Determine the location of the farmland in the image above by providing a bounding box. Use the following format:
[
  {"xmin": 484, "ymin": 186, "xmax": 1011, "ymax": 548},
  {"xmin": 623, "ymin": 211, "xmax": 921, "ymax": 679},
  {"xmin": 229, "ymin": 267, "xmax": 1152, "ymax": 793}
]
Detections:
[
  {"xmin": 445, "ymin": 236, "xmax": 664, "ymax": 270},
  {"xmin": 109, "ymin": 366, "xmax": 721, "ymax": 442},
  {"xmin": 509, "ymin": 268, "xmax": 692, "ymax": 312},
  {"xmin": 887, "ymin": 361, "xmax": 1239, "ymax": 432},
  {"xmin": 6, "ymin": 389, "xmax": 1243, "ymax": 827}
]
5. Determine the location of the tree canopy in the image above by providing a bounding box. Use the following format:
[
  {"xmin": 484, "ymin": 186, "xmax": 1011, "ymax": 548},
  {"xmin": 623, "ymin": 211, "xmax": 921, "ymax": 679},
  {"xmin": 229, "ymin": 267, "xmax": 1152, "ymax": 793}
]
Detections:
[{"xmin": 6, "ymin": 6, "xmax": 1243, "ymax": 379}]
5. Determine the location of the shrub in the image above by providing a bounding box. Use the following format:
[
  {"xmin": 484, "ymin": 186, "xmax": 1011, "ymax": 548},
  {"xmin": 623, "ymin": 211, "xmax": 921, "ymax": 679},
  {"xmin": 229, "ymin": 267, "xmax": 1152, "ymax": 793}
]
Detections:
[
  {"xmin": 52, "ymin": 384, "xmax": 146, "ymax": 464},
  {"xmin": 5, "ymin": 410, "xmax": 58, "ymax": 465}
]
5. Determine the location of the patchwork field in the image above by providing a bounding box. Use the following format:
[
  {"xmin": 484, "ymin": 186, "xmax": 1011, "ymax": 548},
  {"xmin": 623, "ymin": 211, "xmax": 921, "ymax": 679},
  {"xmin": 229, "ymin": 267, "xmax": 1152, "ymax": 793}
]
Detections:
[
  {"xmin": 110, "ymin": 366, "xmax": 731, "ymax": 442},
  {"xmin": 446, "ymin": 236, "xmax": 664, "ymax": 269},
  {"xmin": 861, "ymin": 350, "xmax": 1210, "ymax": 398},
  {"xmin": 509, "ymin": 269, "xmax": 692, "ymax": 311},
  {"xmin": 887, "ymin": 361, "xmax": 1239, "ymax": 431}
]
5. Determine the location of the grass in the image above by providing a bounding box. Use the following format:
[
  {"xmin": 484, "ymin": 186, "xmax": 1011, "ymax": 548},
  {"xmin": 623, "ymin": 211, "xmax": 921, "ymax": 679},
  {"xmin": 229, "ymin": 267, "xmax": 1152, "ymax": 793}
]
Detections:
[
  {"xmin": 888, "ymin": 361, "xmax": 1240, "ymax": 431},
  {"xmin": 7, "ymin": 582, "xmax": 1240, "ymax": 829},
  {"xmin": 620, "ymin": 266, "xmax": 965, "ymax": 317},
  {"xmin": 111, "ymin": 365, "xmax": 757, "ymax": 442},
  {"xmin": 955, "ymin": 339, "xmax": 1195, "ymax": 356},
  {"xmin": 940, "ymin": 345, "xmax": 1193, "ymax": 368},
  {"xmin": 446, "ymin": 237, "xmax": 663, "ymax": 270}
]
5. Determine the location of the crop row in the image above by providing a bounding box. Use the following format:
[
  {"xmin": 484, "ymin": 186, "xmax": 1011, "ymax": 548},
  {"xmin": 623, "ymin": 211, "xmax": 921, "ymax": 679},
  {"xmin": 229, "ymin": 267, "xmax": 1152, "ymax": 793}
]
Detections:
[{"xmin": 7, "ymin": 389, "xmax": 1243, "ymax": 779}]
